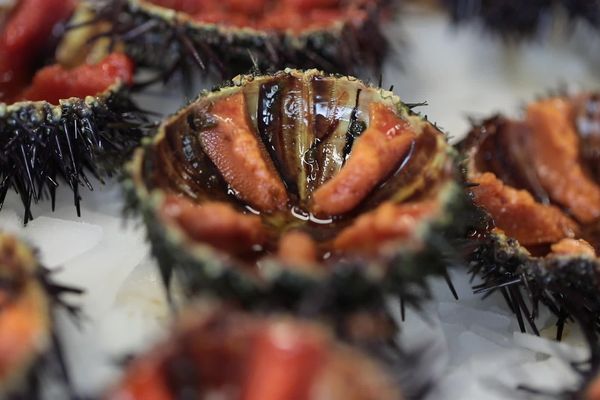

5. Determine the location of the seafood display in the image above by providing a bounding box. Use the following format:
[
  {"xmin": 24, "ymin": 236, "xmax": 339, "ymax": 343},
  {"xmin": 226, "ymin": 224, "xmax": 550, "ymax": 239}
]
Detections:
[{"xmin": 2, "ymin": 0, "xmax": 600, "ymax": 398}]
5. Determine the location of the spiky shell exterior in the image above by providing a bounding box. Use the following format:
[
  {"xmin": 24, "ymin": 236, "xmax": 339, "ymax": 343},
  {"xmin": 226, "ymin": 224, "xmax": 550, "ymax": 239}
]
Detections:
[
  {"xmin": 465, "ymin": 225, "xmax": 600, "ymax": 400},
  {"xmin": 0, "ymin": 84, "xmax": 147, "ymax": 223},
  {"xmin": 125, "ymin": 69, "xmax": 476, "ymax": 315},
  {"xmin": 443, "ymin": 0, "xmax": 600, "ymax": 38},
  {"xmin": 85, "ymin": 0, "xmax": 388, "ymax": 82},
  {"xmin": 468, "ymin": 226, "xmax": 600, "ymax": 332}
]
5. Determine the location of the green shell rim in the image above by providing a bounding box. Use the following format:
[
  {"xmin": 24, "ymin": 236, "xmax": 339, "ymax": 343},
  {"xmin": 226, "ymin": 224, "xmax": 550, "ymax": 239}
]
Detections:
[{"xmin": 126, "ymin": 68, "xmax": 474, "ymax": 312}]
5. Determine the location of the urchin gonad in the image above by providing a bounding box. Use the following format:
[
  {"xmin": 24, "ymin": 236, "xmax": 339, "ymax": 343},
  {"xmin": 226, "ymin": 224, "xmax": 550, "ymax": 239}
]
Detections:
[
  {"xmin": 0, "ymin": 0, "xmax": 147, "ymax": 223},
  {"xmin": 0, "ymin": 232, "xmax": 82, "ymax": 399},
  {"xmin": 82, "ymin": 0, "xmax": 389, "ymax": 83},
  {"xmin": 459, "ymin": 93, "xmax": 600, "ymax": 340},
  {"xmin": 107, "ymin": 303, "xmax": 404, "ymax": 400},
  {"xmin": 127, "ymin": 69, "xmax": 473, "ymax": 314}
]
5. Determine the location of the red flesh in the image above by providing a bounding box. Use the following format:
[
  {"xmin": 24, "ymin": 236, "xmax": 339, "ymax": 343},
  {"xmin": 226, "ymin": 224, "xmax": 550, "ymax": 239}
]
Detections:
[
  {"xmin": 469, "ymin": 97, "xmax": 600, "ymax": 257},
  {"xmin": 334, "ymin": 201, "xmax": 438, "ymax": 253},
  {"xmin": 588, "ymin": 378, "xmax": 600, "ymax": 400},
  {"xmin": 146, "ymin": 0, "xmax": 205, "ymax": 14},
  {"xmin": 201, "ymin": 92, "xmax": 289, "ymax": 212},
  {"xmin": 241, "ymin": 323, "xmax": 326, "ymax": 400},
  {"xmin": 312, "ymin": 103, "xmax": 416, "ymax": 217},
  {"xmin": 147, "ymin": 0, "xmax": 364, "ymax": 32},
  {"xmin": 19, "ymin": 53, "xmax": 134, "ymax": 104},
  {"xmin": 471, "ymin": 172, "xmax": 579, "ymax": 247},
  {"xmin": 0, "ymin": 0, "xmax": 77, "ymax": 101},
  {"xmin": 526, "ymin": 98, "xmax": 600, "ymax": 224},
  {"xmin": 550, "ymin": 238, "xmax": 596, "ymax": 257},
  {"xmin": 161, "ymin": 195, "xmax": 267, "ymax": 256},
  {"xmin": 287, "ymin": 0, "xmax": 340, "ymax": 10},
  {"xmin": 278, "ymin": 231, "xmax": 319, "ymax": 266},
  {"xmin": 0, "ymin": 237, "xmax": 49, "ymax": 388}
]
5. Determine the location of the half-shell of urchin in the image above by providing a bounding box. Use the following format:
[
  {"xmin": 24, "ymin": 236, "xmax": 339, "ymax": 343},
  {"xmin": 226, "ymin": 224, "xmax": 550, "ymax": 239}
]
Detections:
[
  {"xmin": 126, "ymin": 68, "xmax": 474, "ymax": 316},
  {"xmin": 82, "ymin": 0, "xmax": 389, "ymax": 82},
  {"xmin": 459, "ymin": 102, "xmax": 600, "ymax": 339}
]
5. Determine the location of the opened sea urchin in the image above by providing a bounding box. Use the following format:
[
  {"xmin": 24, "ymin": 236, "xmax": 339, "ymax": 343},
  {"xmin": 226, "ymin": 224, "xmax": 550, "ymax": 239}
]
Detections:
[
  {"xmin": 460, "ymin": 93, "xmax": 600, "ymax": 338},
  {"xmin": 127, "ymin": 69, "xmax": 473, "ymax": 315}
]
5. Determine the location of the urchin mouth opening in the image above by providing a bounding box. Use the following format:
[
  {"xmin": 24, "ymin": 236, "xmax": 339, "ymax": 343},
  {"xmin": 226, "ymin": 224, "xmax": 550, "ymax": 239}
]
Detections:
[{"xmin": 141, "ymin": 71, "xmax": 453, "ymax": 270}]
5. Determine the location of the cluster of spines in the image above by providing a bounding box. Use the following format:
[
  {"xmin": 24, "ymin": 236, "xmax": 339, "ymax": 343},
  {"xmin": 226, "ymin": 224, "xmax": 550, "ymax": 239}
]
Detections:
[
  {"xmin": 459, "ymin": 207, "xmax": 600, "ymax": 399},
  {"xmin": 0, "ymin": 88, "xmax": 148, "ymax": 223}
]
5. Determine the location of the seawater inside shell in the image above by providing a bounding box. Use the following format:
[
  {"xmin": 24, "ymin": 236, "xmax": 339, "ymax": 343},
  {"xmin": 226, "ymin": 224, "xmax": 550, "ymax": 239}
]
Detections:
[{"xmin": 143, "ymin": 71, "xmax": 453, "ymax": 267}]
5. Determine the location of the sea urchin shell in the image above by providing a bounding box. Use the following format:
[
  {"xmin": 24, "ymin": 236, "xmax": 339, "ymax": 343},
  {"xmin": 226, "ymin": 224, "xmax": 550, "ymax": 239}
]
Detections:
[
  {"xmin": 126, "ymin": 69, "xmax": 473, "ymax": 314},
  {"xmin": 459, "ymin": 94, "xmax": 600, "ymax": 339}
]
